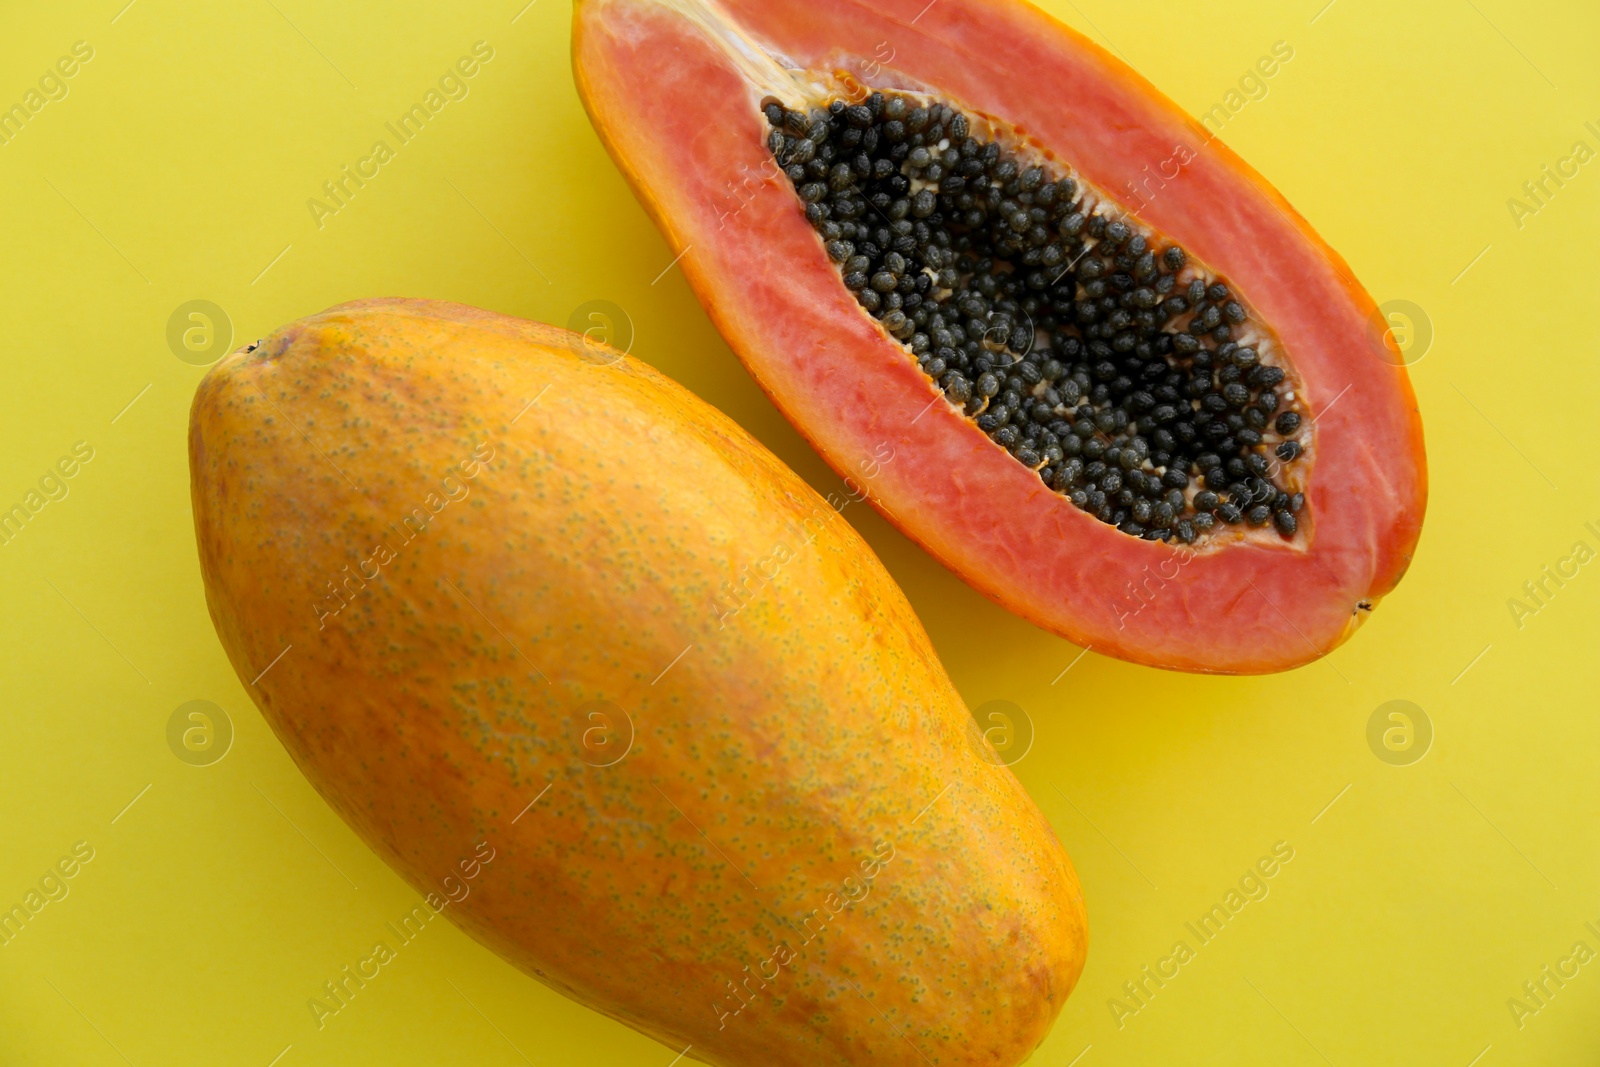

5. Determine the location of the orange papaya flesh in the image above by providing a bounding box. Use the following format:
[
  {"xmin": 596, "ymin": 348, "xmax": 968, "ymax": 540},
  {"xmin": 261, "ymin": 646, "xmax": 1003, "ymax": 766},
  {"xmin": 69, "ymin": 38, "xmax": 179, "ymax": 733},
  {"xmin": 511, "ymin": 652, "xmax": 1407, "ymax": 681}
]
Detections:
[
  {"xmin": 572, "ymin": 0, "xmax": 1427, "ymax": 674},
  {"xmin": 189, "ymin": 298, "xmax": 1087, "ymax": 1067}
]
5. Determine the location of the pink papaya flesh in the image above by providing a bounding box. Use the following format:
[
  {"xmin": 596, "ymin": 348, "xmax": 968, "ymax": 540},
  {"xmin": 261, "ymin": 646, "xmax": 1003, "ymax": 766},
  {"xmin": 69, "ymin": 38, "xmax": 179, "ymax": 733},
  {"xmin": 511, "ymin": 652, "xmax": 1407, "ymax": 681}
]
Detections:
[{"xmin": 573, "ymin": 0, "xmax": 1427, "ymax": 673}]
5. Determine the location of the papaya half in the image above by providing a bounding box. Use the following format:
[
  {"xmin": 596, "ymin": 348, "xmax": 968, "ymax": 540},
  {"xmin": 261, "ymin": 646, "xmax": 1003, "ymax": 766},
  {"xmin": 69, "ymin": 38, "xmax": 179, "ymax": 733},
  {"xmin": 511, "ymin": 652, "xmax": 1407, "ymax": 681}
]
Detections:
[
  {"xmin": 189, "ymin": 299, "xmax": 1087, "ymax": 1067},
  {"xmin": 572, "ymin": 0, "xmax": 1427, "ymax": 673}
]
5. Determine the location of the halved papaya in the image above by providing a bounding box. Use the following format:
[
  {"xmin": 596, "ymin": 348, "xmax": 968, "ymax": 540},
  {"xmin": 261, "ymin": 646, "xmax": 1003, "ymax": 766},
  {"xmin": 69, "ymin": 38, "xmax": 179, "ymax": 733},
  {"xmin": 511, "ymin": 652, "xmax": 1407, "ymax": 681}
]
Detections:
[{"xmin": 573, "ymin": 0, "xmax": 1427, "ymax": 673}]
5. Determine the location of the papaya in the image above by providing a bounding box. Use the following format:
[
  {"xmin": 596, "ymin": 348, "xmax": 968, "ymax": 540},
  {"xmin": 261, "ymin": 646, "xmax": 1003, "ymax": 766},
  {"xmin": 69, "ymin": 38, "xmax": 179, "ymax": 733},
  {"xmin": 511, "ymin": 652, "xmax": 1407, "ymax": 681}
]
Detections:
[
  {"xmin": 189, "ymin": 299, "xmax": 1087, "ymax": 1067},
  {"xmin": 572, "ymin": 0, "xmax": 1427, "ymax": 673}
]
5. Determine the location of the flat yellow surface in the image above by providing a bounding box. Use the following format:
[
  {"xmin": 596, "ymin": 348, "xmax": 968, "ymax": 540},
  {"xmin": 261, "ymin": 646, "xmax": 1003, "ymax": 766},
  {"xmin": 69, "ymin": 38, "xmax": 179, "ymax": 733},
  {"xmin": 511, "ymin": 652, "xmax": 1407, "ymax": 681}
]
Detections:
[{"xmin": 0, "ymin": 1, "xmax": 1595, "ymax": 1064}]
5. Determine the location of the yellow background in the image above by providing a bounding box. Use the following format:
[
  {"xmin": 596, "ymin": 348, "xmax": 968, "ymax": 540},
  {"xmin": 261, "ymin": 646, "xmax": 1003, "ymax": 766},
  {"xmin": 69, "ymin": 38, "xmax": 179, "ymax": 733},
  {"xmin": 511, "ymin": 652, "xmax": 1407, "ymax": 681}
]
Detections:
[{"xmin": 1, "ymin": 0, "xmax": 1595, "ymax": 1064}]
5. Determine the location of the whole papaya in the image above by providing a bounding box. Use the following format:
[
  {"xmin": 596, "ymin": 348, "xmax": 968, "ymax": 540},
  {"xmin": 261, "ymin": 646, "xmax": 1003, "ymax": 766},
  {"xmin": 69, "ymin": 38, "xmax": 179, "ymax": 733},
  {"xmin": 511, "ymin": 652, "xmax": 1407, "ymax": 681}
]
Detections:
[{"xmin": 189, "ymin": 298, "xmax": 1086, "ymax": 1066}]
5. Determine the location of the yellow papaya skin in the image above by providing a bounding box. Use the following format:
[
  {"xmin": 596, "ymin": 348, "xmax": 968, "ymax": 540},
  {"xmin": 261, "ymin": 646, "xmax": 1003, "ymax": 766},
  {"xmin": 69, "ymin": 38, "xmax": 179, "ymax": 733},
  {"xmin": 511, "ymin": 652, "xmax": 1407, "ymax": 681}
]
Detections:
[{"xmin": 189, "ymin": 298, "xmax": 1086, "ymax": 1066}]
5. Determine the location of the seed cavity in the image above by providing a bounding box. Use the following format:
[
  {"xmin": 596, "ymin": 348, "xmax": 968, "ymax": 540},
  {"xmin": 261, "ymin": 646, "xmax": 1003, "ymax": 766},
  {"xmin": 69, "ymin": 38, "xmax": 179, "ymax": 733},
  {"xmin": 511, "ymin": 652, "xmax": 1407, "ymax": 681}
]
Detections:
[{"xmin": 765, "ymin": 91, "xmax": 1310, "ymax": 544}]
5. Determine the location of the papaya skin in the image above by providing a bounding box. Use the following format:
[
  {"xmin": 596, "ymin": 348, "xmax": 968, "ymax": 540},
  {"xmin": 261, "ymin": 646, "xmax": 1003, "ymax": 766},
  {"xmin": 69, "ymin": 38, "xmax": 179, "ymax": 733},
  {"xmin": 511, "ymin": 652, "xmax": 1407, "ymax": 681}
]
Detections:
[
  {"xmin": 189, "ymin": 299, "xmax": 1086, "ymax": 1067},
  {"xmin": 572, "ymin": 0, "xmax": 1428, "ymax": 673}
]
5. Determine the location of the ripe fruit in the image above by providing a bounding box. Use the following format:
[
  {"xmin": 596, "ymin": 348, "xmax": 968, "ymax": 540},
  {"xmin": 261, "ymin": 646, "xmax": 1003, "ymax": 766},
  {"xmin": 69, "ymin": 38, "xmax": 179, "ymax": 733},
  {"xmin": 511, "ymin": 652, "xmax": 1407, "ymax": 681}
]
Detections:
[
  {"xmin": 189, "ymin": 299, "xmax": 1086, "ymax": 1067},
  {"xmin": 573, "ymin": 0, "xmax": 1427, "ymax": 673}
]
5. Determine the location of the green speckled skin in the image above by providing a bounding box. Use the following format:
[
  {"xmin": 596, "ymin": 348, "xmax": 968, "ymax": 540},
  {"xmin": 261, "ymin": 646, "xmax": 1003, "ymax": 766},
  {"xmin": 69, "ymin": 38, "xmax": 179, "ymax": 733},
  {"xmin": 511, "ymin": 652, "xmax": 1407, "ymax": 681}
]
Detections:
[{"xmin": 189, "ymin": 298, "xmax": 1086, "ymax": 1066}]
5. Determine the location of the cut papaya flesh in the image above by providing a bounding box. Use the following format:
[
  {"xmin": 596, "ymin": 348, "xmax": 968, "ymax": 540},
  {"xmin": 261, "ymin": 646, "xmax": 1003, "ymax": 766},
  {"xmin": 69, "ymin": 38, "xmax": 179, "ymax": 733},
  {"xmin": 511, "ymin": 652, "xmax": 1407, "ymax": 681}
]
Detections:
[
  {"xmin": 573, "ymin": 0, "xmax": 1427, "ymax": 673},
  {"xmin": 190, "ymin": 300, "xmax": 1087, "ymax": 1067}
]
